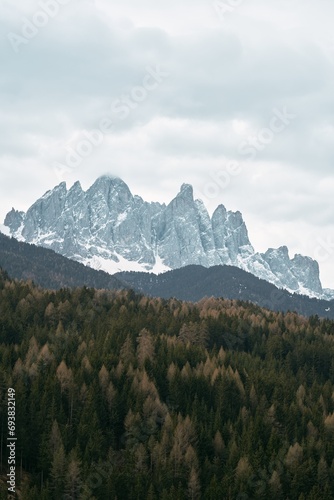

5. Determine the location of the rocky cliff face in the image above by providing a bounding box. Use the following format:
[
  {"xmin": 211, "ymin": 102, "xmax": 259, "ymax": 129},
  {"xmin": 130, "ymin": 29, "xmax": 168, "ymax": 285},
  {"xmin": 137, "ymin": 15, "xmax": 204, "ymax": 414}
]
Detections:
[{"xmin": 3, "ymin": 175, "xmax": 327, "ymax": 298}]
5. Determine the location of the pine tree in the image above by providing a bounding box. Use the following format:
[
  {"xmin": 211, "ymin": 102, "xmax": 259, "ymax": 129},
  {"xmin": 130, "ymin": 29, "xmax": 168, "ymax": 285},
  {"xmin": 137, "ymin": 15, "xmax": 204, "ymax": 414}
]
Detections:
[{"xmin": 50, "ymin": 443, "xmax": 67, "ymax": 498}]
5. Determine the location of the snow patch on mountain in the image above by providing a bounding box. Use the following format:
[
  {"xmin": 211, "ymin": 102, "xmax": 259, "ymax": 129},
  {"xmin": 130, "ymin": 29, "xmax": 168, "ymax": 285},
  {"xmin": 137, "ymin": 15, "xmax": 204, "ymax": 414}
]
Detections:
[
  {"xmin": 0, "ymin": 224, "xmax": 10, "ymax": 236},
  {"xmin": 84, "ymin": 252, "xmax": 171, "ymax": 275}
]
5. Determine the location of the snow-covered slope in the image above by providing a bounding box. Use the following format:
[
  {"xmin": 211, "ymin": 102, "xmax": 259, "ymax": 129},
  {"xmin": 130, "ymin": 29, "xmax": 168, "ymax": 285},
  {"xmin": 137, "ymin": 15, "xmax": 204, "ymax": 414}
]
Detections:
[
  {"xmin": 3, "ymin": 175, "xmax": 331, "ymax": 299},
  {"xmin": 0, "ymin": 224, "xmax": 10, "ymax": 236}
]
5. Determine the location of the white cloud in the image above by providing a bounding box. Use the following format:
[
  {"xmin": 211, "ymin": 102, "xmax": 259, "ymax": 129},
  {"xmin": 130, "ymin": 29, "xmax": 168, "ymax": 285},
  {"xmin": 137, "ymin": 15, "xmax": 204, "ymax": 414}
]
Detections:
[{"xmin": 1, "ymin": 0, "xmax": 334, "ymax": 287}]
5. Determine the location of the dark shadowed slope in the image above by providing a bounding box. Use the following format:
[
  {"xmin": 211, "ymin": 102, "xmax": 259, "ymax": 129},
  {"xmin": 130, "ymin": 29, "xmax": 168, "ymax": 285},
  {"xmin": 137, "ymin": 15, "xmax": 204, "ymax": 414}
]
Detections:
[
  {"xmin": 116, "ymin": 265, "xmax": 334, "ymax": 319},
  {"xmin": 0, "ymin": 233, "xmax": 125, "ymax": 290}
]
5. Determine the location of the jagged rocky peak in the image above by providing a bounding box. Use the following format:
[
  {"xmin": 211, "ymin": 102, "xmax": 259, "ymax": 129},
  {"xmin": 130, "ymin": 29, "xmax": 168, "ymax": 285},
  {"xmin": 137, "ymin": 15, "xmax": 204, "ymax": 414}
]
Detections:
[
  {"xmin": 291, "ymin": 254, "xmax": 322, "ymax": 295},
  {"xmin": 178, "ymin": 183, "xmax": 193, "ymax": 200},
  {"xmin": 42, "ymin": 181, "xmax": 67, "ymax": 198},
  {"xmin": 89, "ymin": 174, "xmax": 126, "ymax": 189},
  {"xmin": 168, "ymin": 184, "xmax": 194, "ymax": 212},
  {"xmin": 212, "ymin": 204, "xmax": 227, "ymax": 218},
  {"xmin": 260, "ymin": 246, "xmax": 323, "ymax": 295},
  {"xmin": 68, "ymin": 180, "xmax": 83, "ymax": 193},
  {"xmin": 4, "ymin": 208, "xmax": 25, "ymax": 232},
  {"xmin": 87, "ymin": 175, "xmax": 132, "ymax": 202},
  {"xmin": 34, "ymin": 181, "xmax": 68, "ymax": 208},
  {"xmin": 21, "ymin": 182, "xmax": 68, "ymax": 241},
  {"xmin": 264, "ymin": 245, "xmax": 289, "ymax": 259},
  {"xmin": 211, "ymin": 204, "xmax": 252, "ymax": 257},
  {"xmin": 3, "ymin": 176, "xmax": 331, "ymax": 299}
]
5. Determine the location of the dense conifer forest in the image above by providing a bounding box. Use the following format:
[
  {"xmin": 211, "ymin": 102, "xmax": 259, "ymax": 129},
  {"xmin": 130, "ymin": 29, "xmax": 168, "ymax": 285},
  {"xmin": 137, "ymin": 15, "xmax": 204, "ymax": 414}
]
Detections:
[{"xmin": 1, "ymin": 269, "xmax": 334, "ymax": 499}]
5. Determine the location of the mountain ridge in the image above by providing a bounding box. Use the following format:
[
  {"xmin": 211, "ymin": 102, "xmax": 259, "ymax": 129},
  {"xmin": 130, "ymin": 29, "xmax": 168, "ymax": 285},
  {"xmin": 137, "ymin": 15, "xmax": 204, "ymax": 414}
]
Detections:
[
  {"xmin": 3, "ymin": 175, "xmax": 332, "ymax": 299},
  {"xmin": 116, "ymin": 265, "xmax": 334, "ymax": 319},
  {"xmin": 0, "ymin": 232, "xmax": 333, "ymax": 319},
  {"xmin": 0, "ymin": 232, "xmax": 124, "ymax": 291}
]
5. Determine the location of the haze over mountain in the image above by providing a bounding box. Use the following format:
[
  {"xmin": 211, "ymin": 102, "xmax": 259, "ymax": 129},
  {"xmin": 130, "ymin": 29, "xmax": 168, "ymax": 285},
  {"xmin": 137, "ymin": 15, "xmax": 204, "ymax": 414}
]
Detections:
[{"xmin": 3, "ymin": 175, "xmax": 333, "ymax": 300}]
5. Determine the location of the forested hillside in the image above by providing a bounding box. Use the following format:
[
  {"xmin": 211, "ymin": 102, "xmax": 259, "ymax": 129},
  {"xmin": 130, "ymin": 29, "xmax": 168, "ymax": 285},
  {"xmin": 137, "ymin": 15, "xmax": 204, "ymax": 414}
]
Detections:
[
  {"xmin": 1, "ymin": 232, "xmax": 334, "ymax": 321},
  {"xmin": 1, "ymin": 269, "xmax": 334, "ymax": 499},
  {"xmin": 117, "ymin": 265, "xmax": 334, "ymax": 320},
  {"xmin": 0, "ymin": 233, "xmax": 124, "ymax": 291}
]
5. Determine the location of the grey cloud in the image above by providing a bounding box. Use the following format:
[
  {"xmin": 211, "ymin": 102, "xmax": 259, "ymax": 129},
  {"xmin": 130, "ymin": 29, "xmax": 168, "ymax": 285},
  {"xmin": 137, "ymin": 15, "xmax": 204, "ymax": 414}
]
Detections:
[{"xmin": 1, "ymin": 0, "xmax": 334, "ymax": 286}]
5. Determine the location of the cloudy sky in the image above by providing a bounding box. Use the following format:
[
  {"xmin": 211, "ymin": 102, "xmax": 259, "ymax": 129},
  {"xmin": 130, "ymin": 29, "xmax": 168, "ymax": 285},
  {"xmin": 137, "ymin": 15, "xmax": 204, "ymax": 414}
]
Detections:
[{"xmin": 1, "ymin": 0, "xmax": 334, "ymax": 287}]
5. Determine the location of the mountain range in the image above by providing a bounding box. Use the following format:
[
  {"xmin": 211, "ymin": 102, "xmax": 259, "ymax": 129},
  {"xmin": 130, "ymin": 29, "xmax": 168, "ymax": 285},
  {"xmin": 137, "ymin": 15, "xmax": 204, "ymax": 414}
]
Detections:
[
  {"xmin": 3, "ymin": 175, "xmax": 333, "ymax": 300},
  {"xmin": 0, "ymin": 232, "xmax": 333, "ymax": 319}
]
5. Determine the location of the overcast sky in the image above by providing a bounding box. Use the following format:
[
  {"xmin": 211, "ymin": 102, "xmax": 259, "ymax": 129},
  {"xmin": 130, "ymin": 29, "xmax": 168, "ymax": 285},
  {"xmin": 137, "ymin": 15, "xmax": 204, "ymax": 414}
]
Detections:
[{"xmin": 1, "ymin": 0, "xmax": 334, "ymax": 287}]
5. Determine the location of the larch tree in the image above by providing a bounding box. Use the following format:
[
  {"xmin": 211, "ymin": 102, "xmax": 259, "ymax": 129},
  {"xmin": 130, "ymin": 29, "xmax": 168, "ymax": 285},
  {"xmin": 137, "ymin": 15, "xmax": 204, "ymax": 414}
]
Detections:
[
  {"xmin": 187, "ymin": 467, "xmax": 201, "ymax": 500},
  {"xmin": 136, "ymin": 328, "xmax": 155, "ymax": 367},
  {"xmin": 64, "ymin": 450, "xmax": 82, "ymax": 500}
]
